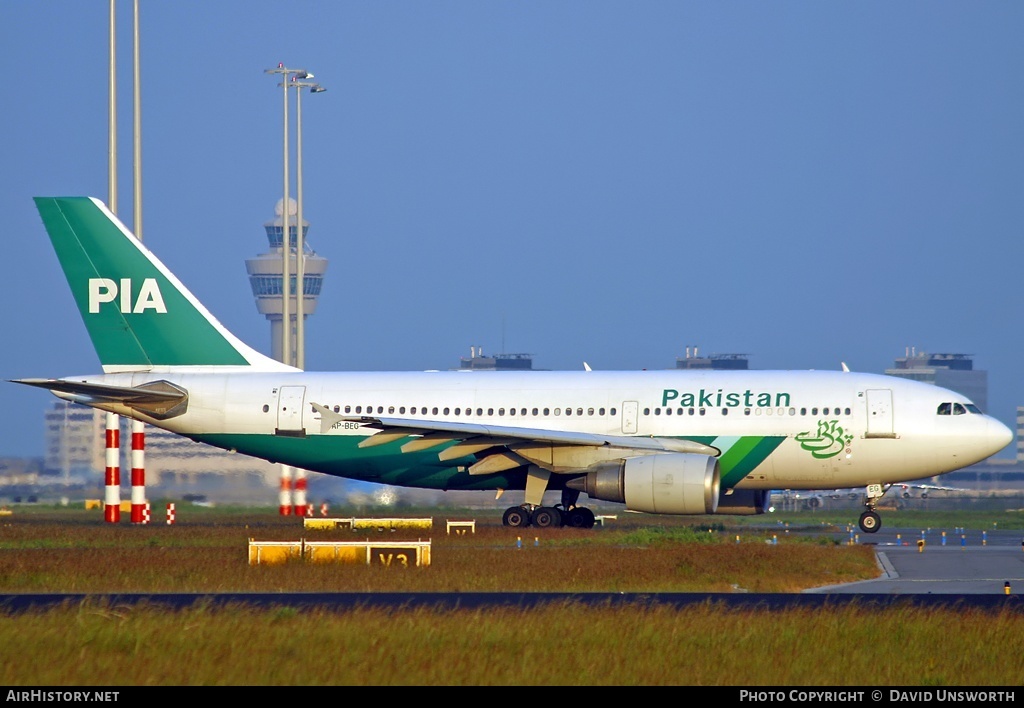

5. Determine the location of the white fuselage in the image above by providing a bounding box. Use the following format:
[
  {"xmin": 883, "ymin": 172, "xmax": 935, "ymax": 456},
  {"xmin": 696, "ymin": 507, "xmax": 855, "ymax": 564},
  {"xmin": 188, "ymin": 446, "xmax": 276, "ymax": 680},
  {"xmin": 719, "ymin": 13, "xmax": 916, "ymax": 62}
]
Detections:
[{"xmin": 69, "ymin": 368, "xmax": 1011, "ymax": 492}]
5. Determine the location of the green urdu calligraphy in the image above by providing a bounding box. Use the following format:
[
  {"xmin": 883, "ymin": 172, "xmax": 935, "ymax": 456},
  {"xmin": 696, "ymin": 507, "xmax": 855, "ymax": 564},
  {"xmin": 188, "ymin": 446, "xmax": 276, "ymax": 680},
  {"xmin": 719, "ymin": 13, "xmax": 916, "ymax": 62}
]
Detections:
[{"xmin": 794, "ymin": 419, "xmax": 854, "ymax": 459}]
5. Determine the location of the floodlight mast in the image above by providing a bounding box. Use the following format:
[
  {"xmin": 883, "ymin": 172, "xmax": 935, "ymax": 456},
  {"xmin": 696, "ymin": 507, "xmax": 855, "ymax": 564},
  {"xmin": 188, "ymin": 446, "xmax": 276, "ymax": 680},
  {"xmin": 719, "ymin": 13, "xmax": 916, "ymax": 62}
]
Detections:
[
  {"xmin": 263, "ymin": 63, "xmax": 310, "ymax": 367},
  {"xmin": 288, "ymin": 77, "xmax": 326, "ymax": 370}
]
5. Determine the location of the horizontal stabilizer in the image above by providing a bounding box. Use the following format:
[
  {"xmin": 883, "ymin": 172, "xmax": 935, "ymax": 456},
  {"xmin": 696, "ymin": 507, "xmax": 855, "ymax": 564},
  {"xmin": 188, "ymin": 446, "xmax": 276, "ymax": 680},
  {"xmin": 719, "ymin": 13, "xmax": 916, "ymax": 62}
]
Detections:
[{"xmin": 11, "ymin": 378, "xmax": 188, "ymax": 420}]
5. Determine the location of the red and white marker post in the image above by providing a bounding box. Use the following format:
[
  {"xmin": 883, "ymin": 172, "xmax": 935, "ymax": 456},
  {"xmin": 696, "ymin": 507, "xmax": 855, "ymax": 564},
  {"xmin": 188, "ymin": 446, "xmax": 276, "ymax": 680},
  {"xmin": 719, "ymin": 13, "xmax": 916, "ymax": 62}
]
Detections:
[
  {"xmin": 130, "ymin": 420, "xmax": 146, "ymax": 524},
  {"xmin": 279, "ymin": 465, "xmax": 293, "ymax": 516},
  {"xmin": 104, "ymin": 413, "xmax": 121, "ymax": 523},
  {"xmin": 293, "ymin": 468, "xmax": 308, "ymax": 517}
]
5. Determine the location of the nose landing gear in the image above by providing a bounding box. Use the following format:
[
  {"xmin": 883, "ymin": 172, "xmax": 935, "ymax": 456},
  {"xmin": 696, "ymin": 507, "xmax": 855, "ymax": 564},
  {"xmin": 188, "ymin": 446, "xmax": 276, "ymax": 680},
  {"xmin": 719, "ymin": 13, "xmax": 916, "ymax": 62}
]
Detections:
[{"xmin": 857, "ymin": 483, "xmax": 889, "ymax": 533}]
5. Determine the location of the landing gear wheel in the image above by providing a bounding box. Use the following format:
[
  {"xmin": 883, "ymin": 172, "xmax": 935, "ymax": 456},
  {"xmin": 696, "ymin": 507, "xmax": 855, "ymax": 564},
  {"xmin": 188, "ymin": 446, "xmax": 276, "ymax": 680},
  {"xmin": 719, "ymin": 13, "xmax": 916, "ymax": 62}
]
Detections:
[
  {"xmin": 502, "ymin": 506, "xmax": 531, "ymax": 528},
  {"xmin": 531, "ymin": 506, "xmax": 562, "ymax": 528},
  {"xmin": 565, "ymin": 507, "xmax": 596, "ymax": 529},
  {"xmin": 858, "ymin": 510, "xmax": 881, "ymax": 534}
]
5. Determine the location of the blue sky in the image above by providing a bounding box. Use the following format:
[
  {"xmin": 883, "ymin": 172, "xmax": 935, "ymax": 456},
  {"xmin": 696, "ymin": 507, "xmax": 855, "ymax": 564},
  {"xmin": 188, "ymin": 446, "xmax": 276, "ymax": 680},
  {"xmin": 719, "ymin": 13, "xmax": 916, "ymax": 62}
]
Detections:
[{"xmin": 2, "ymin": 1, "xmax": 1023, "ymax": 459}]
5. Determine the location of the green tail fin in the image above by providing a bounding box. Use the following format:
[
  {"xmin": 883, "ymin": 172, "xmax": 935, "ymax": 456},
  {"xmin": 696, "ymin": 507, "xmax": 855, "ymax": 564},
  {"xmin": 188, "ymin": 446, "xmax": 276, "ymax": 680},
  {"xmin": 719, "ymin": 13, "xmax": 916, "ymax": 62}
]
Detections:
[{"xmin": 34, "ymin": 197, "xmax": 292, "ymax": 372}]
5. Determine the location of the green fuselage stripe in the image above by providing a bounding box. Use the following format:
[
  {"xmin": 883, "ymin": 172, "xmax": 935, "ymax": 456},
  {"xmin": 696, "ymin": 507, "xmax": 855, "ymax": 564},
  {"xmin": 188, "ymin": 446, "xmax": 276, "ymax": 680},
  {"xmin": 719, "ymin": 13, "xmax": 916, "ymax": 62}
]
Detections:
[
  {"xmin": 718, "ymin": 436, "xmax": 785, "ymax": 485},
  {"xmin": 197, "ymin": 432, "xmax": 787, "ymax": 493}
]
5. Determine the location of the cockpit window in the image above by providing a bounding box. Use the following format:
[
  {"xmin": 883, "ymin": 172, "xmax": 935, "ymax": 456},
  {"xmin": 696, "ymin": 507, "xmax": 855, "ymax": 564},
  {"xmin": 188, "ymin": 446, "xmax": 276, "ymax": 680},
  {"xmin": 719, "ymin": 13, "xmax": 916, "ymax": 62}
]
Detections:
[{"xmin": 938, "ymin": 401, "xmax": 980, "ymax": 415}]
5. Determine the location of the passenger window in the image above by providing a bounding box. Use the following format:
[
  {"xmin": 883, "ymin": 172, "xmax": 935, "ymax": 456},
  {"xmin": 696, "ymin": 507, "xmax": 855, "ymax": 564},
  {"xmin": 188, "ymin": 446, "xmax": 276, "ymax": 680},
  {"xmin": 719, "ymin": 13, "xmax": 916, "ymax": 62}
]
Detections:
[
  {"xmin": 699, "ymin": 409, "xmax": 706, "ymax": 416},
  {"xmin": 588, "ymin": 408, "xmax": 594, "ymax": 416},
  {"xmin": 610, "ymin": 408, "xmax": 617, "ymax": 415},
  {"xmin": 722, "ymin": 408, "xmax": 728, "ymax": 415},
  {"xmin": 823, "ymin": 408, "xmax": 829, "ymax": 415},
  {"xmin": 655, "ymin": 408, "xmax": 661, "ymax": 416},
  {"xmin": 443, "ymin": 407, "xmax": 449, "ymax": 415},
  {"xmin": 399, "ymin": 407, "xmax": 405, "ymax": 414},
  {"xmin": 844, "ymin": 407, "xmax": 851, "ymax": 415},
  {"xmin": 532, "ymin": 408, "xmax": 539, "ymax": 416},
  {"xmin": 643, "ymin": 408, "xmax": 650, "ymax": 416},
  {"xmin": 937, "ymin": 402, "xmax": 951, "ymax": 415},
  {"xmin": 800, "ymin": 408, "xmax": 806, "ymax": 415},
  {"xmin": 600, "ymin": 408, "xmax": 606, "ymax": 416},
  {"xmin": 476, "ymin": 408, "xmax": 483, "ymax": 416},
  {"xmin": 345, "ymin": 406, "xmax": 351, "ymax": 414},
  {"xmin": 744, "ymin": 408, "xmax": 751, "ymax": 416},
  {"xmin": 487, "ymin": 408, "xmax": 494, "ymax": 416},
  {"xmin": 811, "ymin": 408, "xmax": 818, "ymax": 415},
  {"xmin": 788, "ymin": 408, "xmax": 795, "ymax": 416},
  {"xmin": 498, "ymin": 408, "xmax": 505, "ymax": 416}
]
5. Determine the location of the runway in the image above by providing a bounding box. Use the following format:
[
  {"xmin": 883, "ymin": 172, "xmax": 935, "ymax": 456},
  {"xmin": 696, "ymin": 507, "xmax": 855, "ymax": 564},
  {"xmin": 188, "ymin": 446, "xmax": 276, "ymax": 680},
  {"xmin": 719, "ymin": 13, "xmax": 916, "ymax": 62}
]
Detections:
[{"xmin": 806, "ymin": 526, "xmax": 1024, "ymax": 595}]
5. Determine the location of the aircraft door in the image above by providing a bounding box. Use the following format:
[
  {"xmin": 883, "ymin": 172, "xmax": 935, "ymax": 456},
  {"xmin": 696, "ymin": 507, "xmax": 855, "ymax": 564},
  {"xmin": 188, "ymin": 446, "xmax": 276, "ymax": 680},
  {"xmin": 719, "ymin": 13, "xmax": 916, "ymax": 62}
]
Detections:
[
  {"xmin": 865, "ymin": 389, "xmax": 895, "ymax": 438},
  {"xmin": 276, "ymin": 385, "xmax": 307, "ymax": 436},
  {"xmin": 621, "ymin": 401, "xmax": 639, "ymax": 434}
]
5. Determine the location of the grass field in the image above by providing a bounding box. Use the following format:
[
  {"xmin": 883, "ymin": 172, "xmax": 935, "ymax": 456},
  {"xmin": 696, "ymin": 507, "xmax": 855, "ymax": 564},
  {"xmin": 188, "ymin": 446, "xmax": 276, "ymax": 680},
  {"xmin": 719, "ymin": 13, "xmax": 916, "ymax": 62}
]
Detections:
[{"xmin": 1, "ymin": 503, "xmax": 1022, "ymax": 685}]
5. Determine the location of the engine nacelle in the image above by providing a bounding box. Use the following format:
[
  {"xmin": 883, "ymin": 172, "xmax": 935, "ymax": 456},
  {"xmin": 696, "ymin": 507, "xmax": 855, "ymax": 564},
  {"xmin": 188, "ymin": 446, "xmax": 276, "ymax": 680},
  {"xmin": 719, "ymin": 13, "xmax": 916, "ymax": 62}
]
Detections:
[
  {"xmin": 715, "ymin": 488, "xmax": 771, "ymax": 515},
  {"xmin": 568, "ymin": 453, "xmax": 720, "ymax": 515}
]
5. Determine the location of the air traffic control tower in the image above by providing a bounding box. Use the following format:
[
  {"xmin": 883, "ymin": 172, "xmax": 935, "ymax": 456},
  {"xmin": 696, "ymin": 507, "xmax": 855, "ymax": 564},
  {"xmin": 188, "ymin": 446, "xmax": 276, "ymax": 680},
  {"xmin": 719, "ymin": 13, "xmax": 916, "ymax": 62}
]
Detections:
[{"xmin": 246, "ymin": 198, "xmax": 329, "ymax": 364}]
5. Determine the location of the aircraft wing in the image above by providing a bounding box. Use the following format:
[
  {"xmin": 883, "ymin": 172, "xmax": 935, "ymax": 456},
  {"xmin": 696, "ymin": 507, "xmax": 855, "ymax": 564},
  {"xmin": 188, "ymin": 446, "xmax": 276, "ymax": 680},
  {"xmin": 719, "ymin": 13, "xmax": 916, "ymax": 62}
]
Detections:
[{"xmin": 311, "ymin": 402, "xmax": 720, "ymax": 475}]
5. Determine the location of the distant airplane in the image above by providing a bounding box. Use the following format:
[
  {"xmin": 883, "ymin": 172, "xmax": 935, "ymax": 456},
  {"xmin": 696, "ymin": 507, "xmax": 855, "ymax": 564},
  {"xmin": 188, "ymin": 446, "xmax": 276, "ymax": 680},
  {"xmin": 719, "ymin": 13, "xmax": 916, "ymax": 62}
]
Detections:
[
  {"xmin": 13, "ymin": 197, "xmax": 1013, "ymax": 533},
  {"xmin": 894, "ymin": 482, "xmax": 969, "ymax": 498}
]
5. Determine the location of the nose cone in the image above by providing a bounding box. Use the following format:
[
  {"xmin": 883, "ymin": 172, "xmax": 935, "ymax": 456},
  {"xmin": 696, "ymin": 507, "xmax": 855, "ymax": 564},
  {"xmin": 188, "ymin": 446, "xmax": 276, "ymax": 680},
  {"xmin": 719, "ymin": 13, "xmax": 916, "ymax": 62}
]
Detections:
[{"xmin": 988, "ymin": 417, "xmax": 1014, "ymax": 456}]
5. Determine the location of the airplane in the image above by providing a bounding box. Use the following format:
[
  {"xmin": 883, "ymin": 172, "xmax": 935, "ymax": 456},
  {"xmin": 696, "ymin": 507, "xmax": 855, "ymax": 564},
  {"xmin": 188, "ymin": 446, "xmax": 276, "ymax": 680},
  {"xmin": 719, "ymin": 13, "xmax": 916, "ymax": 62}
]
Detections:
[{"xmin": 13, "ymin": 197, "xmax": 1014, "ymax": 533}]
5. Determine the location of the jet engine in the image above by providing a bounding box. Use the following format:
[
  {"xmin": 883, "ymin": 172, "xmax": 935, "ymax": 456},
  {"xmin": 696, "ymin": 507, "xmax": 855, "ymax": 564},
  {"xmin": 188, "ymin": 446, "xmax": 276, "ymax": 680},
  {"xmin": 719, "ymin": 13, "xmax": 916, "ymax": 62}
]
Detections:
[{"xmin": 567, "ymin": 453, "xmax": 720, "ymax": 515}]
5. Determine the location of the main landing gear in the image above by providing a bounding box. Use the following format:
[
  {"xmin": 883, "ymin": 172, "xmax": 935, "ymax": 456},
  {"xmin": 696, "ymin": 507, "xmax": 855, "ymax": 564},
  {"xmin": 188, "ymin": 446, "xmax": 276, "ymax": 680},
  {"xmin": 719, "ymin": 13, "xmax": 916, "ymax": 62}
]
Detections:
[
  {"xmin": 502, "ymin": 503, "xmax": 597, "ymax": 529},
  {"xmin": 502, "ymin": 467, "xmax": 598, "ymax": 528},
  {"xmin": 857, "ymin": 483, "xmax": 889, "ymax": 534}
]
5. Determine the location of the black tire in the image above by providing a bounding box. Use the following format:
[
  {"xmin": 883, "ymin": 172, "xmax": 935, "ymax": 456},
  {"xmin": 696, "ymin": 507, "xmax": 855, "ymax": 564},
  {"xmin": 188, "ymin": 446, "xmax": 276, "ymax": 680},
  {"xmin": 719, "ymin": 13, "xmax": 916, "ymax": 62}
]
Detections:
[
  {"xmin": 502, "ymin": 506, "xmax": 531, "ymax": 528},
  {"xmin": 858, "ymin": 510, "xmax": 881, "ymax": 534},
  {"xmin": 531, "ymin": 507, "xmax": 562, "ymax": 528},
  {"xmin": 566, "ymin": 507, "xmax": 596, "ymax": 529}
]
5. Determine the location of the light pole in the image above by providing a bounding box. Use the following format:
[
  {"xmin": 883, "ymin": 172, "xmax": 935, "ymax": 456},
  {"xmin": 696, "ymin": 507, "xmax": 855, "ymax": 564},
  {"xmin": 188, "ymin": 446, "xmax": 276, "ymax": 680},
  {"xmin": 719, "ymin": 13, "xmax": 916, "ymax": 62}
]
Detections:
[
  {"xmin": 264, "ymin": 63, "xmax": 311, "ymax": 367},
  {"xmin": 289, "ymin": 77, "xmax": 326, "ymax": 371},
  {"xmin": 264, "ymin": 64, "xmax": 311, "ymax": 517}
]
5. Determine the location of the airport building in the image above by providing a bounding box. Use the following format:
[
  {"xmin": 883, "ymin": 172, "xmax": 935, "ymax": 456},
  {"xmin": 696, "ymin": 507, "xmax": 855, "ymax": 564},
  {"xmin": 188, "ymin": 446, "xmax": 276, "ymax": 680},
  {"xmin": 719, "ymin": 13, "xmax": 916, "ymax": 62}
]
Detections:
[
  {"xmin": 456, "ymin": 347, "xmax": 536, "ymax": 371},
  {"xmin": 884, "ymin": 348, "xmax": 988, "ymax": 412},
  {"xmin": 42, "ymin": 400, "xmax": 283, "ymax": 498},
  {"xmin": 675, "ymin": 347, "xmax": 750, "ymax": 370}
]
